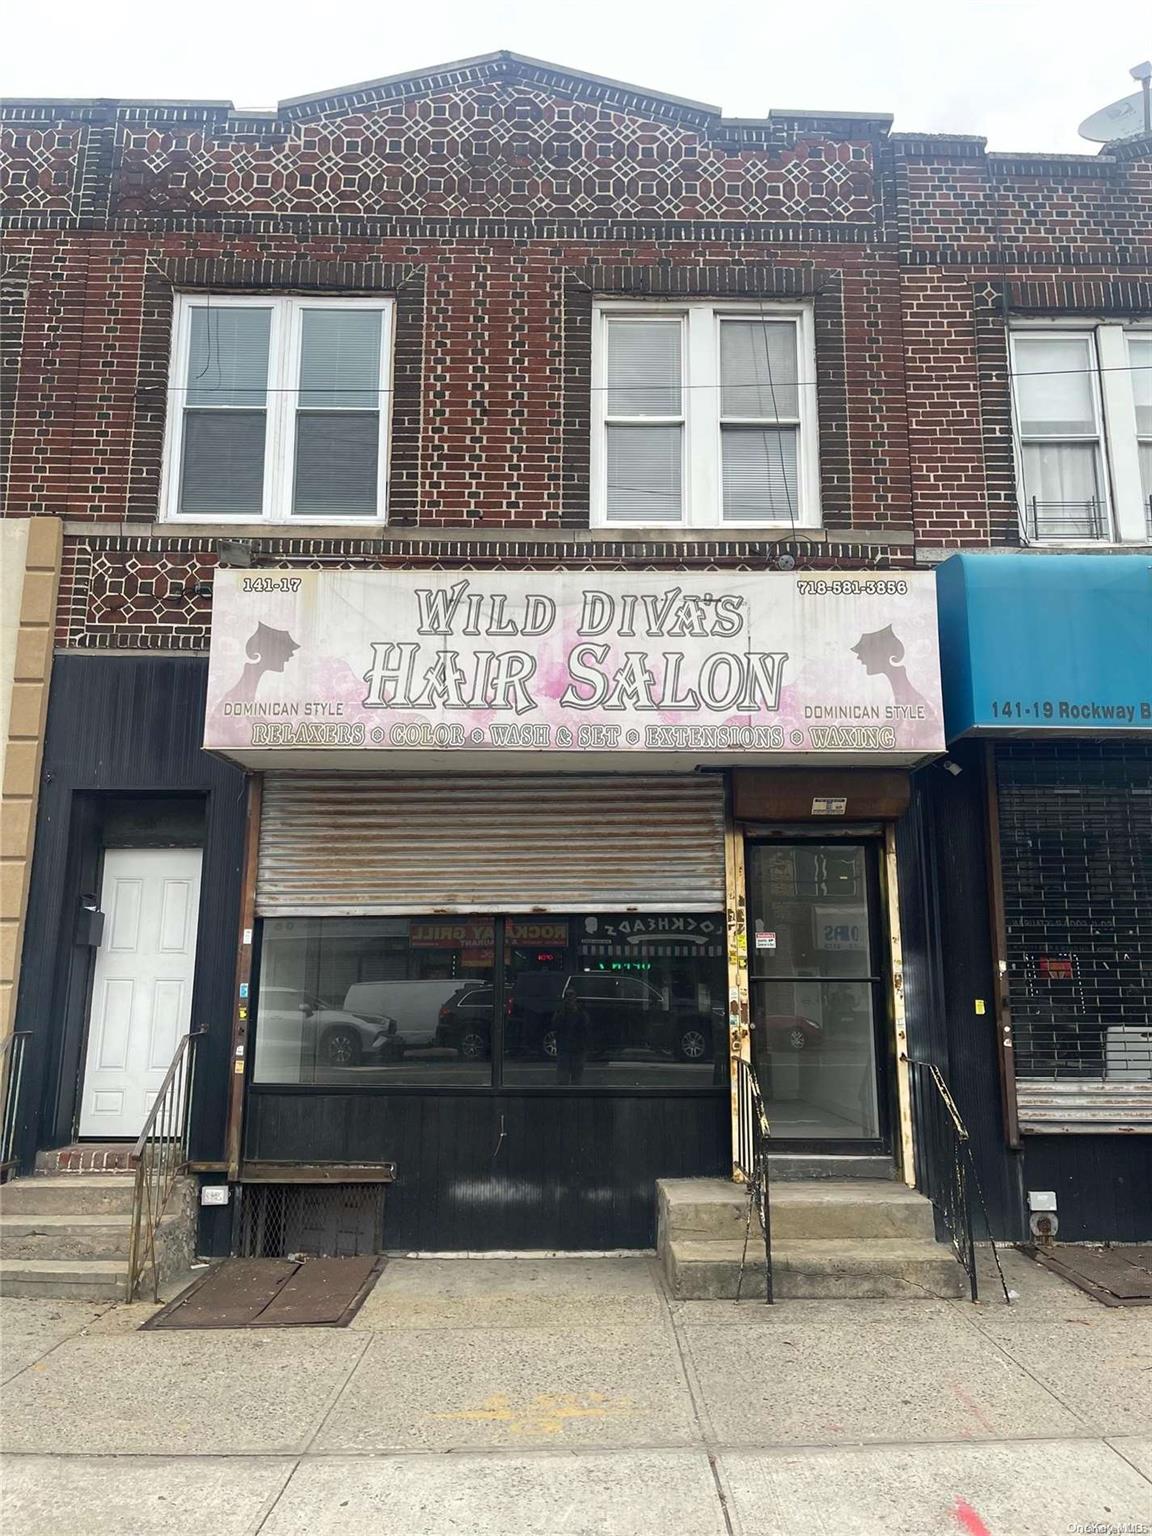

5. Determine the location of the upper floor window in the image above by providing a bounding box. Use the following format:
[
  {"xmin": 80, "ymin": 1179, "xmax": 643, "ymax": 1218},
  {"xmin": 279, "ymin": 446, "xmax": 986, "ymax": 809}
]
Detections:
[
  {"xmin": 1009, "ymin": 325, "xmax": 1151, "ymax": 544},
  {"xmin": 163, "ymin": 294, "xmax": 393, "ymax": 522},
  {"xmin": 591, "ymin": 302, "xmax": 820, "ymax": 529}
]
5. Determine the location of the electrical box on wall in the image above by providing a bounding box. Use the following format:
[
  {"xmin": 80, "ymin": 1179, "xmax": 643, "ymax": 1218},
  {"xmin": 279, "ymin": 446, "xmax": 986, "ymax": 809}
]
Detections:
[{"xmin": 1027, "ymin": 1190, "xmax": 1057, "ymax": 1212}]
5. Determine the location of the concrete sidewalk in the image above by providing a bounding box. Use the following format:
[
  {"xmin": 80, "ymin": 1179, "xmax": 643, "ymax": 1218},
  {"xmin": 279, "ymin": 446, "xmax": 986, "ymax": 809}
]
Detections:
[{"xmin": 1, "ymin": 1247, "xmax": 1150, "ymax": 1535}]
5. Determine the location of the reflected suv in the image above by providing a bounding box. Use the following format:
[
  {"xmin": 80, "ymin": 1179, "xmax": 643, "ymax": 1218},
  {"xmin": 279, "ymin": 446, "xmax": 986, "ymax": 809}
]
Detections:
[
  {"xmin": 437, "ymin": 974, "xmax": 717, "ymax": 1063},
  {"xmin": 256, "ymin": 987, "xmax": 397, "ymax": 1070}
]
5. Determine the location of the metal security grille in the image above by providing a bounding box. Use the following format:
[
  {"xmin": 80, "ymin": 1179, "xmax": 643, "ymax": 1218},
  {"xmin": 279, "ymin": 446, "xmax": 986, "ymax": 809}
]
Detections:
[
  {"xmin": 256, "ymin": 774, "xmax": 726, "ymax": 915},
  {"xmin": 997, "ymin": 743, "xmax": 1152, "ymax": 1082},
  {"xmin": 237, "ymin": 1183, "xmax": 384, "ymax": 1258}
]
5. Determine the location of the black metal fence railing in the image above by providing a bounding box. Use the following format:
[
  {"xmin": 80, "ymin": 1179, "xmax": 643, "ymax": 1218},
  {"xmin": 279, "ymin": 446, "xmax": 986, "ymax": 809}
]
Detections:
[
  {"xmin": 908, "ymin": 1059, "xmax": 1011, "ymax": 1304},
  {"xmin": 733, "ymin": 1055, "xmax": 773, "ymax": 1303},
  {"xmin": 0, "ymin": 1031, "xmax": 30, "ymax": 1182},
  {"xmin": 1024, "ymin": 497, "xmax": 1105, "ymax": 541},
  {"xmin": 127, "ymin": 1028, "xmax": 202, "ymax": 1302}
]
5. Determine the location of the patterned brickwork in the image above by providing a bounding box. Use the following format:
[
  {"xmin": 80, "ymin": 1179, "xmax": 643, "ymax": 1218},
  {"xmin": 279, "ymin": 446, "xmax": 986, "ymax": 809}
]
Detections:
[
  {"xmin": 2, "ymin": 230, "xmax": 911, "ymax": 532},
  {"xmin": 55, "ymin": 531, "xmax": 918, "ymax": 650},
  {"xmin": 107, "ymin": 86, "xmax": 878, "ymax": 225},
  {"xmin": 2, "ymin": 54, "xmax": 1151, "ymax": 654},
  {"xmin": 0, "ymin": 122, "xmax": 86, "ymax": 213}
]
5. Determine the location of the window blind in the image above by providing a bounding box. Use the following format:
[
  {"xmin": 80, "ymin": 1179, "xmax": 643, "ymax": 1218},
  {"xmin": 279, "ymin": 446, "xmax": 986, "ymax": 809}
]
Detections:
[
  {"xmin": 291, "ymin": 309, "xmax": 383, "ymax": 517},
  {"xmin": 721, "ymin": 426, "xmax": 798, "ymax": 523},
  {"xmin": 720, "ymin": 320, "xmax": 798, "ymax": 420},
  {"xmin": 606, "ymin": 424, "xmax": 683, "ymax": 523},
  {"xmin": 180, "ymin": 307, "xmax": 271, "ymax": 515},
  {"xmin": 606, "ymin": 320, "xmax": 682, "ymax": 416}
]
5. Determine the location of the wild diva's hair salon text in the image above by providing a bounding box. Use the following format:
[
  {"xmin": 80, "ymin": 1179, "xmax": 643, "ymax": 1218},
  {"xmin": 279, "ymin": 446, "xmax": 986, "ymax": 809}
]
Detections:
[{"xmin": 360, "ymin": 582, "xmax": 788, "ymax": 715}]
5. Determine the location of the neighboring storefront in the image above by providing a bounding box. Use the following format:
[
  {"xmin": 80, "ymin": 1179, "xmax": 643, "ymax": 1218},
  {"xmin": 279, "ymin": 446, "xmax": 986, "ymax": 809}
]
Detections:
[
  {"xmin": 936, "ymin": 553, "xmax": 1152, "ymax": 1240},
  {"xmin": 196, "ymin": 567, "xmax": 945, "ymax": 1248}
]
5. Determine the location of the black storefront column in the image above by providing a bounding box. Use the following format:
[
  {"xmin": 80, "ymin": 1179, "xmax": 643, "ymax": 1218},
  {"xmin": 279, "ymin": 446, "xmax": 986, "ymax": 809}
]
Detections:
[
  {"xmin": 12, "ymin": 656, "xmax": 246, "ymax": 1171},
  {"xmin": 934, "ymin": 553, "xmax": 1152, "ymax": 1243}
]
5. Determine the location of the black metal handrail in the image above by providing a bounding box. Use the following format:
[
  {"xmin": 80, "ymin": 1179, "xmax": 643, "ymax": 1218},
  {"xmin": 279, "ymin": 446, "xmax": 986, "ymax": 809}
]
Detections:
[
  {"xmin": 126, "ymin": 1028, "xmax": 203, "ymax": 1302},
  {"xmin": 733, "ymin": 1055, "xmax": 773, "ymax": 1303},
  {"xmin": 0, "ymin": 1031, "xmax": 31, "ymax": 1182},
  {"xmin": 907, "ymin": 1058, "xmax": 1011, "ymax": 1304}
]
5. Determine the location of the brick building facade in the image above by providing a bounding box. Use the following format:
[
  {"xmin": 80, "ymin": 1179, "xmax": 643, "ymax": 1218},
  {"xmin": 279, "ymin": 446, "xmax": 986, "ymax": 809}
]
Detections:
[{"xmin": 2, "ymin": 54, "xmax": 1149, "ymax": 1278}]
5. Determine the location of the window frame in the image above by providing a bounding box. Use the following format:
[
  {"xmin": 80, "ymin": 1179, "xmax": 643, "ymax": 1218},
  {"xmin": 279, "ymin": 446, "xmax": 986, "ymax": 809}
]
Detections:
[
  {"xmin": 590, "ymin": 299, "xmax": 821, "ymax": 531},
  {"xmin": 1126, "ymin": 328, "xmax": 1152, "ymax": 537},
  {"xmin": 1008, "ymin": 319, "xmax": 1151, "ymax": 546},
  {"xmin": 161, "ymin": 292, "xmax": 395, "ymax": 525}
]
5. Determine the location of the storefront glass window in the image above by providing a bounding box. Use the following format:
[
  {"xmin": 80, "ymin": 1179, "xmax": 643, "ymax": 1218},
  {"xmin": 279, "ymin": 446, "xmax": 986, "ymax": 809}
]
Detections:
[
  {"xmin": 253, "ymin": 913, "xmax": 729, "ymax": 1089},
  {"xmin": 254, "ymin": 917, "xmax": 496, "ymax": 1085},
  {"xmin": 500, "ymin": 913, "xmax": 729, "ymax": 1089},
  {"xmin": 744, "ymin": 845, "xmax": 882, "ymax": 1140}
]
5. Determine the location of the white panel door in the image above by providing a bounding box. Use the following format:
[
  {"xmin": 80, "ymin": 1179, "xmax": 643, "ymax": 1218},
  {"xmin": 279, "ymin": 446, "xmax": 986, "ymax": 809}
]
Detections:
[{"xmin": 79, "ymin": 848, "xmax": 203, "ymax": 1139}]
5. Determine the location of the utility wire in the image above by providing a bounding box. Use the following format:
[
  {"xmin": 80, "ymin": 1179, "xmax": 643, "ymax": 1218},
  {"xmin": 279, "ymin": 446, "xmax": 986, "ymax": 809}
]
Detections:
[{"xmin": 159, "ymin": 360, "xmax": 1152, "ymax": 396}]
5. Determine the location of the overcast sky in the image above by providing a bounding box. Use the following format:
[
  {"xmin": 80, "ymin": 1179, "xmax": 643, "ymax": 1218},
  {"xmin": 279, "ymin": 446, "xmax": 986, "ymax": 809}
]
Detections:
[{"xmin": 2, "ymin": 0, "xmax": 1148, "ymax": 153}]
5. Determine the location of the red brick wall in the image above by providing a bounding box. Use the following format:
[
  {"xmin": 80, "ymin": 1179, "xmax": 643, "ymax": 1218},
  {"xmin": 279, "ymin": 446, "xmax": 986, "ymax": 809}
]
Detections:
[{"xmin": 2, "ymin": 56, "xmax": 1150, "ymax": 651}]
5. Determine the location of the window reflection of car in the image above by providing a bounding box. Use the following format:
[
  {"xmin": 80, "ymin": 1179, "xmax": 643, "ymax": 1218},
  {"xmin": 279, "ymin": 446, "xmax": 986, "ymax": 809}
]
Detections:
[
  {"xmin": 760, "ymin": 1014, "xmax": 824, "ymax": 1051},
  {"xmin": 436, "ymin": 984, "xmax": 497, "ymax": 1060},
  {"xmin": 437, "ymin": 974, "xmax": 717, "ymax": 1063},
  {"xmin": 344, "ymin": 979, "xmax": 485, "ymax": 1054},
  {"xmin": 256, "ymin": 987, "xmax": 398, "ymax": 1070}
]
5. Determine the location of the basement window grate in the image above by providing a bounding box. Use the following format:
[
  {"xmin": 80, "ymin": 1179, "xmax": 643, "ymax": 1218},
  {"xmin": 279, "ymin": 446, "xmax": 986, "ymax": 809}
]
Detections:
[{"xmin": 237, "ymin": 1183, "xmax": 385, "ymax": 1259}]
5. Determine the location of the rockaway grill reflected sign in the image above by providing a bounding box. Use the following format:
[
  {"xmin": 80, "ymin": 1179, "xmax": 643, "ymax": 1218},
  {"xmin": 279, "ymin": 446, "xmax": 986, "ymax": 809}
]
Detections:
[{"xmin": 204, "ymin": 570, "xmax": 944, "ymax": 763}]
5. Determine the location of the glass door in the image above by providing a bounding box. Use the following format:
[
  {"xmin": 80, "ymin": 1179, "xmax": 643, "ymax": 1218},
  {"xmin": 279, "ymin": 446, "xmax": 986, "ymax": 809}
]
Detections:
[{"xmin": 745, "ymin": 842, "xmax": 888, "ymax": 1146}]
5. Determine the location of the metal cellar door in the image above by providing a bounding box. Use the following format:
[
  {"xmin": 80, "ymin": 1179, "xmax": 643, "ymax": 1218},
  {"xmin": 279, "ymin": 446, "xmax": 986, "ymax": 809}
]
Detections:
[{"xmin": 255, "ymin": 774, "xmax": 726, "ymax": 915}]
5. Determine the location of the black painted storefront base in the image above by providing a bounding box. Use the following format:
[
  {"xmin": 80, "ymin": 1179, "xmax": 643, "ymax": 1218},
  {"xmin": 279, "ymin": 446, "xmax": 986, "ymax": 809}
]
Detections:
[{"xmin": 245, "ymin": 1089, "xmax": 729, "ymax": 1250}]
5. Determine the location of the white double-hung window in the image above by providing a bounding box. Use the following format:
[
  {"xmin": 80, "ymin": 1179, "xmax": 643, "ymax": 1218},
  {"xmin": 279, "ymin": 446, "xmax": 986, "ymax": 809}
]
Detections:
[
  {"xmin": 163, "ymin": 294, "xmax": 393, "ymax": 522},
  {"xmin": 1009, "ymin": 324, "xmax": 1151, "ymax": 543},
  {"xmin": 592, "ymin": 302, "xmax": 819, "ymax": 529}
]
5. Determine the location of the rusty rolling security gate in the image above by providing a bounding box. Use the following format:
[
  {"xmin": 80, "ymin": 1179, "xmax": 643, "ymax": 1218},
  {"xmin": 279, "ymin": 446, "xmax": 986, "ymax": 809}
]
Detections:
[{"xmin": 255, "ymin": 773, "xmax": 727, "ymax": 914}]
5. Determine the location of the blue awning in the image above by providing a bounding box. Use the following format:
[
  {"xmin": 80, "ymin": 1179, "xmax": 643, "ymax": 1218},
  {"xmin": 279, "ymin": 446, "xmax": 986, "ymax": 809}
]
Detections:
[{"xmin": 936, "ymin": 554, "xmax": 1152, "ymax": 741}]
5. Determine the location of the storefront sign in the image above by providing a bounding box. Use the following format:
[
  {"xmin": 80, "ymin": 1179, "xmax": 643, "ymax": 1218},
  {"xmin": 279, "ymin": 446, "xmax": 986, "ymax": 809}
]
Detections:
[{"xmin": 205, "ymin": 570, "xmax": 944, "ymax": 764}]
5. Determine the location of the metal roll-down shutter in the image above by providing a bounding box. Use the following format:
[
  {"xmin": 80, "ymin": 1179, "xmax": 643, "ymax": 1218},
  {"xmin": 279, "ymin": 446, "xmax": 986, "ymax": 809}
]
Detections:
[
  {"xmin": 256, "ymin": 773, "xmax": 726, "ymax": 916},
  {"xmin": 997, "ymin": 742, "xmax": 1152, "ymax": 1130}
]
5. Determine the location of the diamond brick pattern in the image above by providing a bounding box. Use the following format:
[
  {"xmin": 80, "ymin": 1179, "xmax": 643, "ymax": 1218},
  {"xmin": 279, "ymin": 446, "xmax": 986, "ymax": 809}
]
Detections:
[
  {"xmin": 59, "ymin": 534, "xmax": 917, "ymax": 651},
  {"xmin": 4, "ymin": 55, "xmax": 1150, "ymax": 631},
  {"xmin": 0, "ymin": 124, "xmax": 85, "ymax": 211},
  {"xmin": 112, "ymin": 85, "xmax": 876, "ymax": 223}
]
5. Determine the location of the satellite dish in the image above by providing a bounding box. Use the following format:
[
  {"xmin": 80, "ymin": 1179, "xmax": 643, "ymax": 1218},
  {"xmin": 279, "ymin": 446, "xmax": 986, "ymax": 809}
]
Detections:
[{"xmin": 1079, "ymin": 65, "xmax": 1152, "ymax": 144}]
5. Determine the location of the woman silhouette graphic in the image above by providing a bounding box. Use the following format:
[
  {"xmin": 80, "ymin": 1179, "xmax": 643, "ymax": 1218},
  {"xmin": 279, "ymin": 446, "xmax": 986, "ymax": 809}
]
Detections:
[
  {"xmin": 221, "ymin": 623, "xmax": 300, "ymax": 706},
  {"xmin": 851, "ymin": 625, "xmax": 931, "ymax": 713}
]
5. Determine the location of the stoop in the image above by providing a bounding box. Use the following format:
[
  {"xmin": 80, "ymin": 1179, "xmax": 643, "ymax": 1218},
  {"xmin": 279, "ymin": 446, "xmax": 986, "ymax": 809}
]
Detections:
[
  {"xmin": 657, "ymin": 1177, "xmax": 967, "ymax": 1300},
  {"xmin": 0, "ymin": 1169, "xmax": 197, "ymax": 1301}
]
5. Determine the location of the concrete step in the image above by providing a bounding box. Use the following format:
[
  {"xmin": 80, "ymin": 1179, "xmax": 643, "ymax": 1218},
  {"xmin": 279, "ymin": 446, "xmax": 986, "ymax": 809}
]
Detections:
[
  {"xmin": 658, "ymin": 1179, "xmax": 938, "ymax": 1244},
  {"xmin": 0, "ymin": 1258, "xmax": 128, "ymax": 1301},
  {"xmin": 0, "ymin": 1175, "xmax": 137, "ymax": 1216},
  {"xmin": 768, "ymin": 1154, "xmax": 896, "ymax": 1181},
  {"xmin": 0, "ymin": 1211, "xmax": 182, "ymax": 1261},
  {"xmin": 665, "ymin": 1237, "xmax": 968, "ymax": 1300}
]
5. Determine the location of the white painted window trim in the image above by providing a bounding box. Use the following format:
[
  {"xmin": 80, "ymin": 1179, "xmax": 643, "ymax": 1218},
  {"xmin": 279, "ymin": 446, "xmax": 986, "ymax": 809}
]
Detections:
[
  {"xmin": 1123, "ymin": 326, "xmax": 1152, "ymax": 540},
  {"xmin": 1008, "ymin": 318, "xmax": 1151, "ymax": 546},
  {"xmin": 590, "ymin": 299, "xmax": 821, "ymax": 530},
  {"xmin": 161, "ymin": 293, "xmax": 395, "ymax": 525}
]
